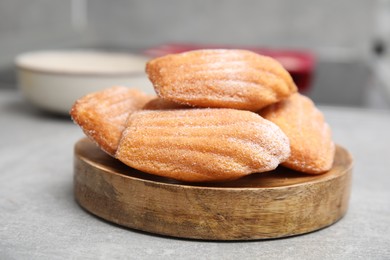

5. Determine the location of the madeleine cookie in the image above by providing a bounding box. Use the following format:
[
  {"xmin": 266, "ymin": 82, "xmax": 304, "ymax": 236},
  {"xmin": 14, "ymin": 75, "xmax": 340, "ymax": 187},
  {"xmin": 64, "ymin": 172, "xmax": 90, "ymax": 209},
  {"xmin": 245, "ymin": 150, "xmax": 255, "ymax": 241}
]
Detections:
[
  {"xmin": 116, "ymin": 109, "xmax": 290, "ymax": 182},
  {"xmin": 260, "ymin": 93, "xmax": 335, "ymax": 174},
  {"xmin": 146, "ymin": 49, "xmax": 297, "ymax": 111},
  {"xmin": 70, "ymin": 86, "xmax": 154, "ymax": 156}
]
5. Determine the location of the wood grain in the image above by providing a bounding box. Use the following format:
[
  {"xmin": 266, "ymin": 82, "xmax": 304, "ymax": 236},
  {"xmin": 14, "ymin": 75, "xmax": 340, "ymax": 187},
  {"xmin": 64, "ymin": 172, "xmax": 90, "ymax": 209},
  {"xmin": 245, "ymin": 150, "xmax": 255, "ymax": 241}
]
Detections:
[{"xmin": 74, "ymin": 138, "xmax": 353, "ymax": 240}]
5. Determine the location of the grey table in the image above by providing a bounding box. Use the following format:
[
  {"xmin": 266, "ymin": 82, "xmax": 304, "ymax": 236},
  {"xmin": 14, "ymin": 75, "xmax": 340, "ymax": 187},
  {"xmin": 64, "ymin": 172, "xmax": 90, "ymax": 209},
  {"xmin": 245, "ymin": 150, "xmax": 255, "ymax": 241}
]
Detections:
[{"xmin": 1, "ymin": 88, "xmax": 389, "ymax": 260}]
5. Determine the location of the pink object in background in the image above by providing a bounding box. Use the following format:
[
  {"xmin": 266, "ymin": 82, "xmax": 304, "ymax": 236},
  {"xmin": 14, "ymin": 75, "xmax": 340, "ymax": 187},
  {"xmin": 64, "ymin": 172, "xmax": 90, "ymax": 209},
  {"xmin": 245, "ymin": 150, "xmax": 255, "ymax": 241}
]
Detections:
[{"xmin": 144, "ymin": 43, "xmax": 316, "ymax": 92}]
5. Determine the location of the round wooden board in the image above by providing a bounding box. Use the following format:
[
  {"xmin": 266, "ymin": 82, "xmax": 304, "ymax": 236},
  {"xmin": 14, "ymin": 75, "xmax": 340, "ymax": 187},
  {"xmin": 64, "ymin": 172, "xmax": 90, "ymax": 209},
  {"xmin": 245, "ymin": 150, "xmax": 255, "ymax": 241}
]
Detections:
[{"xmin": 74, "ymin": 138, "xmax": 353, "ymax": 240}]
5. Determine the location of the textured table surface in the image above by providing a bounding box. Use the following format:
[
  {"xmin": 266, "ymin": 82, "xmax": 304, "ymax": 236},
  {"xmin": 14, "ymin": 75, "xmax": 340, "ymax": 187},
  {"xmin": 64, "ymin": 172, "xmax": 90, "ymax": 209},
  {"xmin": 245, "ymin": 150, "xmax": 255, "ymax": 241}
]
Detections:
[{"xmin": 1, "ymin": 89, "xmax": 389, "ymax": 260}]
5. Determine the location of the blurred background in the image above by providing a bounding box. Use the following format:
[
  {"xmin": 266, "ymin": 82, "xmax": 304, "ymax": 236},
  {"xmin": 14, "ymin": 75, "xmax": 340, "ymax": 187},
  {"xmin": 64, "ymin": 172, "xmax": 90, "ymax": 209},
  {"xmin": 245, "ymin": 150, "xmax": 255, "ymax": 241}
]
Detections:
[{"xmin": 1, "ymin": 0, "xmax": 390, "ymax": 110}]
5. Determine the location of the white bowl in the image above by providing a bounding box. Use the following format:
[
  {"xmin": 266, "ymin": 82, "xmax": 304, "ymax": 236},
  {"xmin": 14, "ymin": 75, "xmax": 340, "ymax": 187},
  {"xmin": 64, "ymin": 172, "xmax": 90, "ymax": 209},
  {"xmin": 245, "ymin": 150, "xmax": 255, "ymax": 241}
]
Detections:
[{"xmin": 16, "ymin": 50, "xmax": 154, "ymax": 114}]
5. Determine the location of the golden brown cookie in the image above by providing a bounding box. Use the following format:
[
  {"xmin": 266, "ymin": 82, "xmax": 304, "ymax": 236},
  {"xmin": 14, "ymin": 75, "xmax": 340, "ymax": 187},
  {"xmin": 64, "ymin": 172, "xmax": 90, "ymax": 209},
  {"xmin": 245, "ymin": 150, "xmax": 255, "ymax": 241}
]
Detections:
[
  {"xmin": 70, "ymin": 86, "xmax": 154, "ymax": 156},
  {"xmin": 116, "ymin": 108, "xmax": 290, "ymax": 182},
  {"xmin": 260, "ymin": 93, "xmax": 335, "ymax": 174},
  {"xmin": 146, "ymin": 49, "xmax": 297, "ymax": 111}
]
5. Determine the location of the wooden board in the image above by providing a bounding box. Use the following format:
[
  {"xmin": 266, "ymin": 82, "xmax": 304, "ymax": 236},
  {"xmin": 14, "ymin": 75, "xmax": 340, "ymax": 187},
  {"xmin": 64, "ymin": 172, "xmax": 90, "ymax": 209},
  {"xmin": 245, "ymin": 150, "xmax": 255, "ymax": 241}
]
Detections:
[{"xmin": 74, "ymin": 138, "xmax": 353, "ymax": 240}]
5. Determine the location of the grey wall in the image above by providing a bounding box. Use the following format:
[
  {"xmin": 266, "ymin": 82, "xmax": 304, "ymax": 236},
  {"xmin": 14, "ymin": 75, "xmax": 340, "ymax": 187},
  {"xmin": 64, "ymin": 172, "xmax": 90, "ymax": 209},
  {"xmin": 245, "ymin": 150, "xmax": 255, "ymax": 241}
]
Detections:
[
  {"xmin": 87, "ymin": 0, "xmax": 375, "ymax": 55},
  {"xmin": 0, "ymin": 0, "xmax": 376, "ymax": 66},
  {"xmin": 0, "ymin": 0, "xmax": 90, "ymax": 68}
]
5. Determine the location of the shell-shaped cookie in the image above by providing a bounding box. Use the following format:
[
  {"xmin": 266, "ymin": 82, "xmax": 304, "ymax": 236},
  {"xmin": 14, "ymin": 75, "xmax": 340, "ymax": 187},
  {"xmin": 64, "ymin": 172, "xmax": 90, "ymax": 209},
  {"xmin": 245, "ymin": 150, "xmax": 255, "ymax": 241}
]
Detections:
[
  {"xmin": 70, "ymin": 86, "xmax": 154, "ymax": 156},
  {"xmin": 260, "ymin": 93, "xmax": 335, "ymax": 174},
  {"xmin": 146, "ymin": 49, "xmax": 297, "ymax": 111},
  {"xmin": 116, "ymin": 109, "xmax": 290, "ymax": 182}
]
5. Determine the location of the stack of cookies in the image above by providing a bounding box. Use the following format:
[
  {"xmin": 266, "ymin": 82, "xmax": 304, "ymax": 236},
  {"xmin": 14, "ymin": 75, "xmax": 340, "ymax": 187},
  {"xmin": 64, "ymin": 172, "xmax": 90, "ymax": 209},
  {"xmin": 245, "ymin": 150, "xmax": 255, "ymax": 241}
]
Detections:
[{"xmin": 71, "ymin": 49, "xmax": 335, "ymax": 182}]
